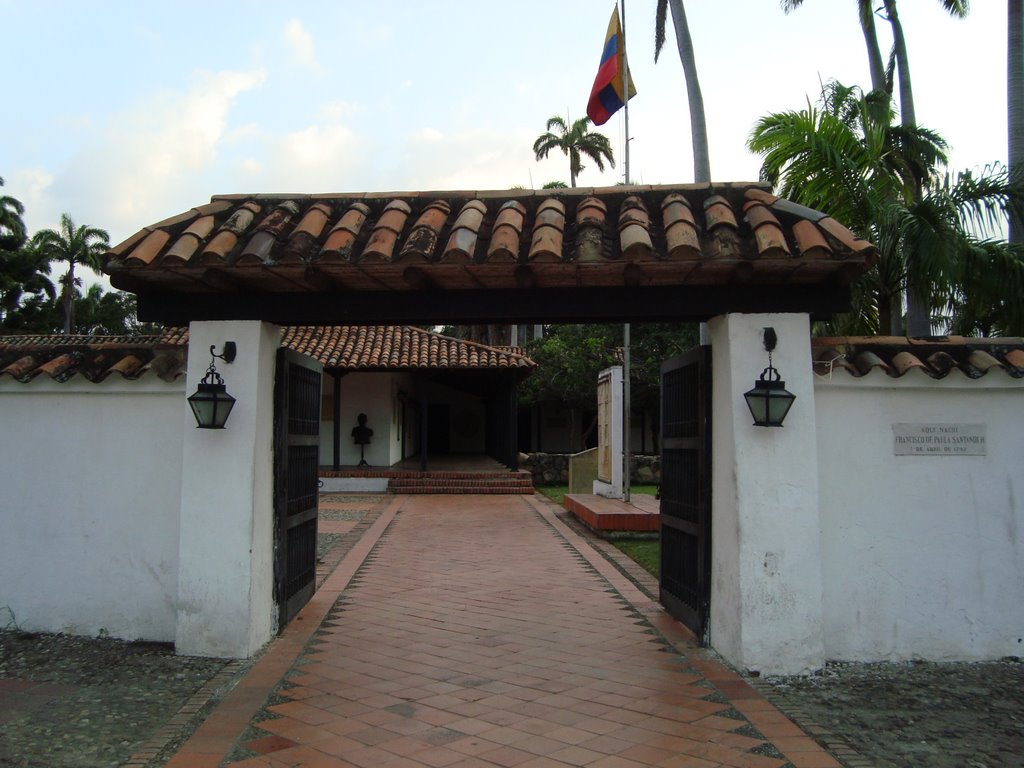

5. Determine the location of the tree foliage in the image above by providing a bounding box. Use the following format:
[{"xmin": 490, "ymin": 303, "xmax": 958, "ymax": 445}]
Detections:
[
  {"xmin": 520, "ymin": 323, "xmax": 699, "ymax": 412},
  {"xmin": 749, "ymin": 82, "xmax": 1024, "ymax": 336},
  {"xmin": 0, "ymin": 183, "xmax": 143, "ymax": 336},
  {"xmin": 32, "ymin": 213, "xmax": 110, "ymax": 334},
  {"xmin": 533, "ymin": 115, "xmax": 614, "ymax": 188}
]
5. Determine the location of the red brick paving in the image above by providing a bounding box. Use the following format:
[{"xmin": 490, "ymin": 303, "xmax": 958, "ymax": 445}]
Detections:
[{"xmin": 166, "ymin": 494, "xmax": 841, "ymax": 767}]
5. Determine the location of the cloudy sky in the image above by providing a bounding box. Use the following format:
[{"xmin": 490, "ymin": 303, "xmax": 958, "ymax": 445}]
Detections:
[{"xmin": 1, "ymin": 0, "xmax": 1009, "ymax": 251}]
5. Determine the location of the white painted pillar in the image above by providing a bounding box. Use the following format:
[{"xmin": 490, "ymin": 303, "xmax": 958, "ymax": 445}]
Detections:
[
  {"xmin": 593, "ymin": 366, "xmax": 624, "ymax": 498},
  {"xmin": 708, "ymin": 313, "xmax": 825, "ymax": 675},
  {"xmin": 176, "ymin": 321, "xmax": 279, "ymax": 658}
]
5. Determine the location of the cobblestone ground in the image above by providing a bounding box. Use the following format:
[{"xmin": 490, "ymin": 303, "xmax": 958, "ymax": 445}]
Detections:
[
  {"xmin": 756, "ymin": 659, "xmax": 1024, "ymax": 768},
  {"xmin": 0, "ymin": 631, "xmax": 233, "ymax": 768}
]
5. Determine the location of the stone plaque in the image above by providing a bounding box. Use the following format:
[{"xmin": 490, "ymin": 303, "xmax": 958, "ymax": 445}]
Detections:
[{"xmin": 893, "ymin": 423, "xmax": 986, "ymax": 456}]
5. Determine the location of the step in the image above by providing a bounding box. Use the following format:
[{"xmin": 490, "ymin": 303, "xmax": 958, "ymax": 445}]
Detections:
[{"xmin": 387, "ymin": 476, "xmax": 534, "ymax": 495}]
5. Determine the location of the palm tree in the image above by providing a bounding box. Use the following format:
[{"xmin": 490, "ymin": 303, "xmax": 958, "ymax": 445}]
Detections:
[
  {"xmin": 31, "ymin": 213, "xmax": 109, "ymax": 334},
  {"xmin": 781, "ymin": 1, "xmax": 888, "ymax": 96},
  {"xmin": 654, "ymin": 0, "xmax": 710, "ymax": 182},
  {"xmin": 782, "ymin": 1, "xmax": 968, "ymax": 113},
  {"xmin": 0, "ymin": 247, "xmax": 56, "ymax": 327},
  {"xmin": 780, "ymin": 0, "xmax": 971, "ymax": 333},
  {"xmin": 881, "ymin": 0, "xmax": 969, "ymax": 131},
  {"xmin": 0, "ymin": 177, "xmax": 27, "ymax": 253},
  {"xmin": 749, "ymin": 81, "xmax": 1024, "ymax": 336},
  {"xmin": 532, "ymin": 115, "xmax": 615, "ymax": 188}
]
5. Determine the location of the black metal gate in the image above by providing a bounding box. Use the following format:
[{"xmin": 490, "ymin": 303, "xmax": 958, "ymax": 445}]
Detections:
[
  {"xmin": 659, "ymin": 346, "xmax": 712, "ymax": 642},
  {"xmin": 274, "ymin": 347, "xmax": 323, "ymax": 629}
]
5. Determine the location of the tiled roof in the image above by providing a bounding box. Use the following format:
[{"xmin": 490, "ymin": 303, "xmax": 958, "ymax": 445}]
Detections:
[
  {"xmin": 812, "ymin": 337, "xmax": 1024, "ymax": 380},
  {"xmin": 103, "ymin": 184, "xmax": 877, "ymax": 297},
  {"xmin": 0, "ymin": 329, "xmax": 188, "ymax": 383},
  {"xmin": 281, "ymin": 326, "xmax": 535, "ymax": 371},
  {"xmin": 0, "ymin": 326, "xmax": 533, "ymax": 383}
]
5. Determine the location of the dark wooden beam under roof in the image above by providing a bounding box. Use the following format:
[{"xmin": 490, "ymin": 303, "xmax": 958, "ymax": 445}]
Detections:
[{"xmin": 135, "ymin": 284, "xmax": 852, "ymax": 326}]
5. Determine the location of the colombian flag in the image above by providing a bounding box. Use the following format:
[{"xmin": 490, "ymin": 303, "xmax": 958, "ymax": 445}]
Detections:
[{"xmin": 586, "ymin": 5, "xmax": 636, "ymax": 126}]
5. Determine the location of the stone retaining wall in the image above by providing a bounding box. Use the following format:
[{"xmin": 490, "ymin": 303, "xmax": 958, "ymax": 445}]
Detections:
[{"xmin": 521, "ymin": 452, "xmax": 660, "ymax": 487}]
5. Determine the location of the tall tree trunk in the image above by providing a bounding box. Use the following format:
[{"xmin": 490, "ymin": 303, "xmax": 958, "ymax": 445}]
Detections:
[
  {"xmin": 884, "ymin": 0, "xmax": 931, "ymax": 335},
  {"xmin": 668, "ymin": 0, "xmax": 711, "ymax": 183},
  {"xmin": 884, "ymin": 0, "xmax": 916, "ymax": 127},
  {"xmin": 62, "ymin": 260, "xmax": 75, "ymax": 334},
  {"xmin": 859, "ymin": 1, "xmax": 888, "ymax": 94},
  {"xmin": 1011, "ymin": 0, "xmax": 1024, "ymax": 244}
]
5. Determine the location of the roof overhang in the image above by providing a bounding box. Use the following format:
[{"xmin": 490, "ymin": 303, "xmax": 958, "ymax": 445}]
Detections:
[{"xmin": 104, "ymin": 183, "xmax": 877, "ymax": 325}]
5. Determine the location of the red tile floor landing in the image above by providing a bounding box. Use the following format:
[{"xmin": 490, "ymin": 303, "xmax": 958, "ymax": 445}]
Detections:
[{"xmin": 166, "ymin": 495, "xmax": 840, "ymax": 768}]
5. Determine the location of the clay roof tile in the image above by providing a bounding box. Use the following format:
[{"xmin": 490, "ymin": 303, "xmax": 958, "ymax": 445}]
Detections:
[
  {"xmin": 442, "ymin": 200, "xmax": 486, "ymax": 263},
  {"xmin": 528, "ymin": 199, "xmax": 565, "ymax": 263},
  {"xmin": 487, "ymin": 201, "xmax": 526, "ymax": 262}
]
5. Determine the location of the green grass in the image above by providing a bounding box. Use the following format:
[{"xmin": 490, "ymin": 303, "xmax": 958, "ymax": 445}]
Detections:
[
  {"xmin": 536, "ymin": 485, "xmax": 659, "ymax": 506},
  {"xmin": 612, "ymin": 539, "xmax": 660, "ymax": 577},
  {"xmin": 536, "ymin": 485, "xmax": 661, "ymax": 578}
]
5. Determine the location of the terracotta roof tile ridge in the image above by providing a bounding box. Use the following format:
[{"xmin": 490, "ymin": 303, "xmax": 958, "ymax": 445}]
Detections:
[
  {"xmin": 0, "ymin": 333, "xmax": 172, "ymax": 350},
  {"xmin": 407, "ymin": 326, "xmax": 535, "ymax": 366},
  {"xmin": 814, "ymin": 335, "xmax": 1024, "ymax": 347},
  {"xmin": 812, "ymin": 335, "xmax": 1024, "ymax": 380},
  {"xmin": 206, "ymin": 182, "xmax": 773, "ymax": 204}
]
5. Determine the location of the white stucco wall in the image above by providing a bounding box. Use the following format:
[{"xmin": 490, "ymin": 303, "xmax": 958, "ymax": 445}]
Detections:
[
  {"xmin": 815, "ymin": 370, "xmax": 1024, "ymax": 661},
  {"xmin": 0, "ymin": 377, "xmax": 184, "ymax": 641},
  {"xmin": 709, "ymin": 313, "xmax": 825, "ymax": 675},
  {"xmin": 176, "ymin": 321, "xmax": 278, "ymax": 658}
]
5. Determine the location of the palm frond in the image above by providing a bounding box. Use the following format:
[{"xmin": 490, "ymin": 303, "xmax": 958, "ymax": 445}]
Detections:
[{"xmin": 654, "ymin": 0, "xmax": 667, "ymax": 61}]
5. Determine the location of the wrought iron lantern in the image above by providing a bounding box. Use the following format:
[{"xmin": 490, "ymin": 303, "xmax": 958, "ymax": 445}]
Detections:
[
  {"xmin": 743, "ymin": 327, "xmax": 796, "ymax": 427},
  {"xmin": 188, "ymin": 342, "xmax": 237, "ymax": 429}
]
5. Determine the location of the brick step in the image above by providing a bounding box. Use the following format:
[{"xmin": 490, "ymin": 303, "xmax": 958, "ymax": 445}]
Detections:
[
  {"xmin": 388, "ymin": 477, "xmax": 534, "ymax": 495},
  {"xmin": 323, "ymin": 469, "xmax": 533, "ymax": 480},
  {"xmin": 388, "ymin": 485, "xmax": 531, "ymax": 495}
]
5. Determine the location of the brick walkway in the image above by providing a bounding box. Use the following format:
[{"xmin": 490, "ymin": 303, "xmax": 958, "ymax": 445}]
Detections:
[{"xmin": 165, "ymin": 495, "xmax": 842, "ymax": 767}]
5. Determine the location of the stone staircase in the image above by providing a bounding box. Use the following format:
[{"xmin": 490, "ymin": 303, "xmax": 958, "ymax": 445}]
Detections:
[{"xmin": 387, "ymin": 469, "xmax": 534, "ymax": 495}]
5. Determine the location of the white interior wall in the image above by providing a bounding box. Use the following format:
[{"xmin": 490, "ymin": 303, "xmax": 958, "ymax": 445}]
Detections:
[
  {"xmin": 322, "ymin": 373, "xmax": 400, "ymax": 467},
  {"xmin": 0, "ymin": 378, "xmax": 184, "ymax": 641},
  {"xmin": 815, "ymin": 371, "xmax": 1024, "ymax": 661}
]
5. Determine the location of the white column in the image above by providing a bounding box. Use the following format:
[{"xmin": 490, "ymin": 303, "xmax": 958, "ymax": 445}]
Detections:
[
  {"xmin": 708, "ymin": 313, "xmax": 825, "ymax": 675},
  {"xmin": 176, "ymin": 321, "xmax": 279, "ymax": 658}
]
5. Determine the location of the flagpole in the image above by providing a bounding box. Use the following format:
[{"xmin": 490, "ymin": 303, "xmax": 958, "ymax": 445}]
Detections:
[
  {"xmin": 620, "ymin": 0, "xmax": 630, "ymax": 187},
  {"xmin": 619, "ymin": 0, "xmax": 632, "ymax": 504}
]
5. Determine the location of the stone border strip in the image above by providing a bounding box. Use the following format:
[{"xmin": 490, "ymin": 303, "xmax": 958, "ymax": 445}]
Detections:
[
  {"xmin": 162, "ymin": 495, "xmax": 405, "ymax": 768},
  {"xmin": 745, "ymin": 679, "xmax": 877, "ymax": 768},
  {"xmin": 121, "ymin": 659, "xmax": 248, "ymax": 768}
]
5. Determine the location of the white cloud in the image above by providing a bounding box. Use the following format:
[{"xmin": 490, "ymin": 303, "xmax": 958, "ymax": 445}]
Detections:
[
  {"xmin": 228, "ymin": 109, "xmax": 365, "ymax": 193},
  {"xmin": 319, "ymin": 100, "xmax": 364, "ymax": 121},
  {"xmin": 388, "ymin": 129, "xmax": 540, "ymax": 191},
  {"xmin": 283, "ymin": 19, "xmax": 321, "ymax": 74},
  {"xmin": 35, "ymin": 67, "xmax": 267, "ymax": 244},
  {"xmin": 413, "ymin": 127, "xmax": 444, "ymax": 143}
]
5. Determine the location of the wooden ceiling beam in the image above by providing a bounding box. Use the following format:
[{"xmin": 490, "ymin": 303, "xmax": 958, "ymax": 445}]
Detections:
[{"xmin": 135, "ymin": 284, "xmax": 852, "ymax": 326}]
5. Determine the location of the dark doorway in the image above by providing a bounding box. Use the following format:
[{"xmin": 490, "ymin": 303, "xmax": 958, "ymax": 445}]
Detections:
[{"xmin": 427, "ymin": 404, "xmax": 451, "ymax": 454}]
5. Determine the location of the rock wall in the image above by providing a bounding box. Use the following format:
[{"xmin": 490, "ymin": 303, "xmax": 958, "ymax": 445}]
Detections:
[{"xmin": 521, "ymin": 452, "xmax": 660, "ymax": 487}]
